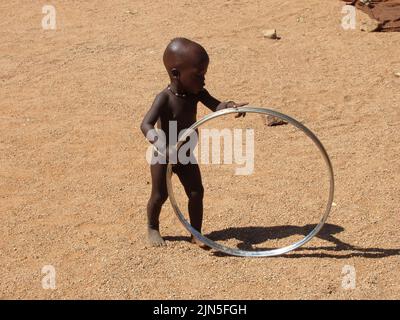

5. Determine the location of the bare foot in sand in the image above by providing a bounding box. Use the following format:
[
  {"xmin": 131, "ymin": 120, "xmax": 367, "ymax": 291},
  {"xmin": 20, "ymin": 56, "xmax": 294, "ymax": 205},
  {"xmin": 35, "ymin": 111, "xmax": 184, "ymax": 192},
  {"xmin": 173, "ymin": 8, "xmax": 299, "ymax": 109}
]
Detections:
[
  {"xmin": 148, "ymin": 227, "xmax": 166, "ymax": 247},
  {"xmin": 191, "ymin": 235, "xmax": 211, "ymax": 250}
]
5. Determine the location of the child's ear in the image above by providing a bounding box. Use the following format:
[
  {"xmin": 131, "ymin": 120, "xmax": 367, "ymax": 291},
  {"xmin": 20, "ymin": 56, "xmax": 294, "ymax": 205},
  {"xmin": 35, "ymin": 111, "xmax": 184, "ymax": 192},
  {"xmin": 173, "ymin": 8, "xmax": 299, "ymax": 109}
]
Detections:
[{"xmin": 171, "ymin": 68, "xmax": 180, "ymax": 79}]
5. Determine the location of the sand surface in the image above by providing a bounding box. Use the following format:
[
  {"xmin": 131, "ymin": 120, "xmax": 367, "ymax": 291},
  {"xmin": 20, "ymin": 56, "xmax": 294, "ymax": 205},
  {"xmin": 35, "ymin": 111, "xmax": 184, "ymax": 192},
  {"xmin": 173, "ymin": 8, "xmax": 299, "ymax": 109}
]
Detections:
[{"xmin": 1, "ymin": 0, "xmax": 399, "ymax": 299}]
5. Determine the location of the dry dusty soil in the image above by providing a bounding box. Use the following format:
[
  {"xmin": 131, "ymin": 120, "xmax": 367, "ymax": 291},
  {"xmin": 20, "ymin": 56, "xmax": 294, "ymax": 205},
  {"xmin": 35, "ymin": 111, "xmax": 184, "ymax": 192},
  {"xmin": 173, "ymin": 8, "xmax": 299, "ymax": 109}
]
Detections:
[{"xmin": 1, "ymin": 0, "xmax": 399, "ymax": 299}]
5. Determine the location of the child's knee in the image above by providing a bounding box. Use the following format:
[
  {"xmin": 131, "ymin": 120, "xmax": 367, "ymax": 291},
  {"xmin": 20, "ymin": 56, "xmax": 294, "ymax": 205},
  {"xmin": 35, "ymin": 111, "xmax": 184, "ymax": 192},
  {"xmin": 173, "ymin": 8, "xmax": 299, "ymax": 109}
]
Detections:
[
  {"xmin": 188, "ymin": 186, "xmax": 204, "ymax": 201},
  {"xmin": 150, "ymin": 192, "xmax": 168, "ymax": 206}
]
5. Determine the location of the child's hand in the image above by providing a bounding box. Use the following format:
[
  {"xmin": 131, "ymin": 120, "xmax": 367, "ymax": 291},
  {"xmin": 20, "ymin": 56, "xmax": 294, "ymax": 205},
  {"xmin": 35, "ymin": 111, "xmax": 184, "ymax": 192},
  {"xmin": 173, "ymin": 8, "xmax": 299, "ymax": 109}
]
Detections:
[{"xmin": 216, "ymin": 101, "xmax": 248, "ymax": 118}]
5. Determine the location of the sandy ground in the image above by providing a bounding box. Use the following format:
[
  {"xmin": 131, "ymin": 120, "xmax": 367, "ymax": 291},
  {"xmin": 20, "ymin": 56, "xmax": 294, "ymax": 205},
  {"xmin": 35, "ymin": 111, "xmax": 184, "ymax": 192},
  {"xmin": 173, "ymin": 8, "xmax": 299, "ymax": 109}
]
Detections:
[{"xmin": 1, "ymin": 0, "xmax": 399, "ymax": 299}]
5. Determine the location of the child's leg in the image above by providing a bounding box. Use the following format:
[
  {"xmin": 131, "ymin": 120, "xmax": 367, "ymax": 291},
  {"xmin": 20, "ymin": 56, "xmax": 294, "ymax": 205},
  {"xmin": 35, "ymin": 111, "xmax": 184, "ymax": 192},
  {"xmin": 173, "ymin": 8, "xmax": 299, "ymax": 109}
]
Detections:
[
  {"xmin": 174, "ymin": 163, "xmax": 206, "ymax": 246},
  {"xmin": 146, "ymin": 162, "xmax": 169, "ymax": 246}
]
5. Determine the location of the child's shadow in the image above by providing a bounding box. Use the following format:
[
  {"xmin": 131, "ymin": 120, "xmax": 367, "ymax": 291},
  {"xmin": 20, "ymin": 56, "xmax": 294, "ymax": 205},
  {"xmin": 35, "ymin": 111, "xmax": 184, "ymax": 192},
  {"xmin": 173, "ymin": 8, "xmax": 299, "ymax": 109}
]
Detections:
[{"xmin": 204, "ymin": 223, "xmax": 400, "ymax": 258}]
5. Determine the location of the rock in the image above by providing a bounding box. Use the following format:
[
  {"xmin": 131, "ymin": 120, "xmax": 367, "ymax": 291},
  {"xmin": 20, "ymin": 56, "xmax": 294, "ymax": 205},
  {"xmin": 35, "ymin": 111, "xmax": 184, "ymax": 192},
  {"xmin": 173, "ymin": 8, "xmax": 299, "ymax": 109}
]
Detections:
[
  {"xmin": 359, "ymin": 0, "xmax": 372, "ymax": 7},
  {"xmin": 265, "ymin": 115, "xmax": 288, "ymax": 127},
  {"xmin": 262, "ymin": 29, "xmax": 278, "ymax": 39},
  {"xmin": 360, "ymin": 20, "xmax": 380, "ymax": 32},
  {"xmin": 395, "ymin": 72, "xmax": 400, "ymax": 77},
  {"xmin": 358, "ymin": 10, "xmax": 381, "ymax": 32}
]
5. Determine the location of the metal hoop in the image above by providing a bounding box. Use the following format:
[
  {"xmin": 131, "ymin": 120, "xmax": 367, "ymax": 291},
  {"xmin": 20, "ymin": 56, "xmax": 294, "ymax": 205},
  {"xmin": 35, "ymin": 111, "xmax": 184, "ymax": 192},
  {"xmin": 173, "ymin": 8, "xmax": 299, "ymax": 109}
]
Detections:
[{"xmin": 166, "ymin": 106, "xmax": 334, "ymax": 257}]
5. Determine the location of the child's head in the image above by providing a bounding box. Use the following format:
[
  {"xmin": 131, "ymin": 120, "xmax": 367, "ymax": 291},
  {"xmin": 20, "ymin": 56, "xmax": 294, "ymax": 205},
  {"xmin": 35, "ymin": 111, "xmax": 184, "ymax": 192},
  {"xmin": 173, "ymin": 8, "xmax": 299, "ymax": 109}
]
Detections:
[{"xmin": 163, "ymin": 38, "xmax": 209, "ymax": 94}]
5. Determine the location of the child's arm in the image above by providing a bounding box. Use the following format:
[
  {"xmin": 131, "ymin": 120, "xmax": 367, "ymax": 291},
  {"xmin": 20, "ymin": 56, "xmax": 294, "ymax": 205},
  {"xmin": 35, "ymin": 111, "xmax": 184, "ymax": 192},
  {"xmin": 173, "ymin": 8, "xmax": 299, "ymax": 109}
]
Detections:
[
  {"xmin": 199, "ymin": 89, "xmax": 248, "ymax": 118},
  {"xmin": 140, "ymin": 92, "xmax": 167, "ymax": 142},
  {"xmin": 198, "ymin": 89, "xmax": 221, "ymax": 112}
]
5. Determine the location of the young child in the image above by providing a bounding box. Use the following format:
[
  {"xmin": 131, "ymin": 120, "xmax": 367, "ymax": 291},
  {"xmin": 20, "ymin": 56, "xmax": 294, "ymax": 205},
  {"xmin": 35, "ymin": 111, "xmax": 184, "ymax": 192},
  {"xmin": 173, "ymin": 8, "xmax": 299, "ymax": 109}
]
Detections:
[{"xmin": 140, "ymin": 38, "xmax": 247, "ymax": 247}]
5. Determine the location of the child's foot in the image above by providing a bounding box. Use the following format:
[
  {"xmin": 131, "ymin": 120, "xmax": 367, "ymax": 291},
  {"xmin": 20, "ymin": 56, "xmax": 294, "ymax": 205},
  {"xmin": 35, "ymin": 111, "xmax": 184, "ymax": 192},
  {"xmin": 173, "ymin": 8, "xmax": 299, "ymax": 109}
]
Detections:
[
  {"xmin": 191, "ymin": 236, "xmax": 211, "ymax": 250},
  {"xmin": 147, "ymin": 227, "xmax": 166, "ymax": 247}
]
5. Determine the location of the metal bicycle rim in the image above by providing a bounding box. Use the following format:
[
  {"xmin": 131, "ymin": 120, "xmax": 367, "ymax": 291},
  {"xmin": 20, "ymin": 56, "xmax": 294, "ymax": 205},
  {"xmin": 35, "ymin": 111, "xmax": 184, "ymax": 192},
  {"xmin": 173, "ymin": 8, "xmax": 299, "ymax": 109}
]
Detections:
[{"xmin": 166, "ymin": 106, "xmax": 335, "ymax": 257}]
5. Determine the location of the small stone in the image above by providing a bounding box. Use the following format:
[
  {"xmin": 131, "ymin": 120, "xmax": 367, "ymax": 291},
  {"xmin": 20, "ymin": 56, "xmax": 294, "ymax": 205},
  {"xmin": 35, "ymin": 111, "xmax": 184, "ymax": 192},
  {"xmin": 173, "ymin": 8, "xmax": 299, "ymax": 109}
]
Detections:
[
  {"xmin": 357, "ymin": 8, "xmax": 381, "ymax": 32},
  {"xmin": 360, "ymin": 21, "xmax": 380, "ymax": 32},
  {"xmin": 262, "ymin": 29, "xmax": 278, "ymax": 39},
  {"xmin": 360, "ymin": 0, "xmax": 372, "ymax": 7},
  {"xmin": 265, "ymin": 115, "xmax": 288, "ymax": 127},
  {"xmin": 395, "ymin": 72, "xmax": 400, "ymax": 77},
  {"xmin": 126, "ymin": 10, "xmax": 138, "ymax": 15}
]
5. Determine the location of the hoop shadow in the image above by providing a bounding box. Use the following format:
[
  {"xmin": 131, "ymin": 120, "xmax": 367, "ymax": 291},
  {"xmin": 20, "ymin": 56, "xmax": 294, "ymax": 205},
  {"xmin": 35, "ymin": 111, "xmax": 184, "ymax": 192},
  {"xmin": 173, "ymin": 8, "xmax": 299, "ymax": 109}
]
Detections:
[{"xmin": 203, "ymin": 223, "xmax": 400, "ymax": 258}]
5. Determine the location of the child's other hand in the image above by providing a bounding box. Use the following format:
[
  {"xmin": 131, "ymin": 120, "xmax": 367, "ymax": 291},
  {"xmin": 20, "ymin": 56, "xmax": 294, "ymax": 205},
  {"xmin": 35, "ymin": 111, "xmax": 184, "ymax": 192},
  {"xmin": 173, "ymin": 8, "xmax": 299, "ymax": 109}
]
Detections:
[{"xmin": 216, "ymin": 101, "xmax": 248, "ymax": 118}]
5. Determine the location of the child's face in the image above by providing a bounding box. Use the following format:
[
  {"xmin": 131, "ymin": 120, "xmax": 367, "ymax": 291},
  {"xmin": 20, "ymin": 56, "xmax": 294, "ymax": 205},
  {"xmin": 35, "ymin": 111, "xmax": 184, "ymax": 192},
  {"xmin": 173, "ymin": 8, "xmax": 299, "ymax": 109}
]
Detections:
[{"xmin": 179, "ymin": 60, "xmax": 209, "ymax": 95}]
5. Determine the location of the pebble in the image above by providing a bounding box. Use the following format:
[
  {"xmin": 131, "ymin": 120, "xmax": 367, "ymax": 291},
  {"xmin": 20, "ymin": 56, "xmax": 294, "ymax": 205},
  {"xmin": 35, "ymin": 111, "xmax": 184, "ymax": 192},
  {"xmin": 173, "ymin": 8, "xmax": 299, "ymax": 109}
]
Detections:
[
  {"xmin": 360, "ymin": 0, "xmax": 372, "ymax": 6},
  {"xmin": 360, "ymin": 20, "xmax": 380, "ymax": 32},
  {"xmin": 262, "ymin": 29, "xmax": 278, "ymax": 39},
  {"xmin": 265, "ymin": 115, "xmax": 288, "ymax": 127}
]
